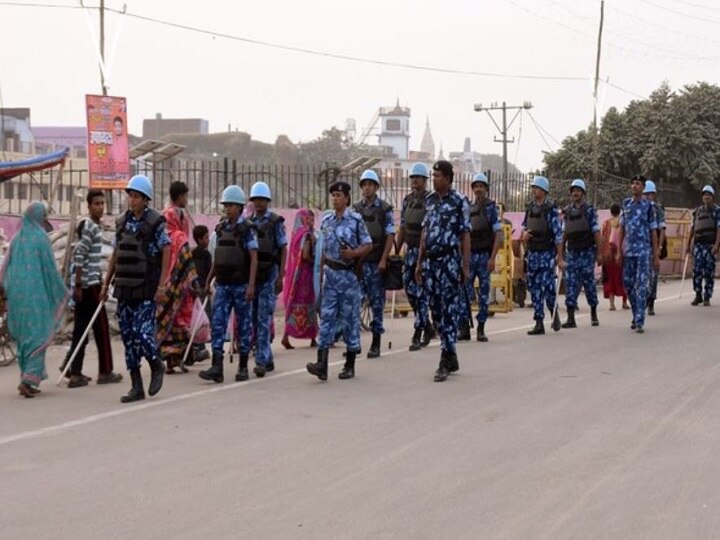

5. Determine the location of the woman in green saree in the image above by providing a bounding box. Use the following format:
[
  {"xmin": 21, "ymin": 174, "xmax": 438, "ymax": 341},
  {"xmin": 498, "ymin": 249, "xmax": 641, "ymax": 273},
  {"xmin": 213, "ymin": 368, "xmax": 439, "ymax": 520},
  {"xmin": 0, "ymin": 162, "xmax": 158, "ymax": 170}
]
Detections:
[{"xmin": 0, "ymin": 201, "xmax": 67, "ymax": 397}]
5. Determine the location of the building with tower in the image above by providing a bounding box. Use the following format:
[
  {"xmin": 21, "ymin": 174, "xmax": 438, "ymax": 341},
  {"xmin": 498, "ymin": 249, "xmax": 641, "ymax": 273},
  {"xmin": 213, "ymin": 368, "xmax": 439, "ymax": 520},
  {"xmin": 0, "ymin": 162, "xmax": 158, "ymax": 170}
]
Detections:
[
  {"xmin": 419, "ymin": 116, "xmax": 435, "ymax": 160},
  {"xmin": 377, "ymin": 100, "xmax": 410, "ymax": 160}
]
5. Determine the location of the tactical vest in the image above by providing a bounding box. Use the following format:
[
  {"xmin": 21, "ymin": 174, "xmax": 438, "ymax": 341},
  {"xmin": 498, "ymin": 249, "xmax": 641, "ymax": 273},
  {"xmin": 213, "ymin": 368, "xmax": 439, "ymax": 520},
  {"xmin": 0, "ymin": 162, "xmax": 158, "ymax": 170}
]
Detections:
[
  {"xmin": 694, "ymin": 205, "xmax": 717, "ymax": 244},
  {"xmin": 113, "ymin": 208, "xmax": 164, "ymax": 301},
  {"xmin": 564, "ymin": 203, "xmax": 594, "ymax": 251},
  {"xmin": 526, "ymin": 201, "xmax": 554, "ymax": 251},
  {"xmin": 252, "ymin": 213, "xmax": 281, "ymax": 282},
  {"xmin": 470, "ymin": 199, "xmax": 494, "ymax": 253},
  {"xmin": 402, "ymin": 192, "xmax": 427, "ymax": 249},
  {"xmin": 214, "ymin": 220, "xmax": 250, "ymax": 285},
  {"xmin": 354, "ymin": 199, "xmax": 392, "ymax": 263}
]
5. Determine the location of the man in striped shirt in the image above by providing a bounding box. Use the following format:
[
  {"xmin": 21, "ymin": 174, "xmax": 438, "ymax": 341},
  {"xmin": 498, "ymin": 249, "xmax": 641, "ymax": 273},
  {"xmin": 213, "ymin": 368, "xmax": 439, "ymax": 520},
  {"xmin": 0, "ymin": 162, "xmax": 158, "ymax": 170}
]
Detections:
[{"xmin": 63, "ymin": 190, "xmax": 122, "ymax": 387}]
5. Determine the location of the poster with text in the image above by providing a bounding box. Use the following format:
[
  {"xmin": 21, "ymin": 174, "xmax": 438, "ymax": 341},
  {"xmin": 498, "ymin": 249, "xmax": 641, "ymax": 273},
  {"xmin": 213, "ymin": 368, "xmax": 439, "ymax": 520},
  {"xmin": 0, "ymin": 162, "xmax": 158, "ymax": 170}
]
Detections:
[{"xmin": 86, "ymin": 94, "xmax": 129, "ymax": 189}]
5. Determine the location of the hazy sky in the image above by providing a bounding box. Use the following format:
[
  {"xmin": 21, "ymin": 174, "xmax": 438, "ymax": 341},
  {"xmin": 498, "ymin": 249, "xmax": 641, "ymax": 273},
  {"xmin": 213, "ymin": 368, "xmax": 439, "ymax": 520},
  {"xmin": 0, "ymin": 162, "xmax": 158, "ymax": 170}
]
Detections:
[{"xmin": 1, "ymin": 0, "xmax": 718, "ymax": 171}]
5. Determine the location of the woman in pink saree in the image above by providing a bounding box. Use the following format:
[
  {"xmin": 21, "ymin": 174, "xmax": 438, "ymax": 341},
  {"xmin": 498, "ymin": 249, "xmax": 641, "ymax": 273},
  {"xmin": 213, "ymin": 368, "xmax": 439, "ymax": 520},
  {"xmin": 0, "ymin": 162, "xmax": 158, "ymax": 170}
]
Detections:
[{"xmin": 281, "ymin": 209, "xmax": 317, "ymax": 349}]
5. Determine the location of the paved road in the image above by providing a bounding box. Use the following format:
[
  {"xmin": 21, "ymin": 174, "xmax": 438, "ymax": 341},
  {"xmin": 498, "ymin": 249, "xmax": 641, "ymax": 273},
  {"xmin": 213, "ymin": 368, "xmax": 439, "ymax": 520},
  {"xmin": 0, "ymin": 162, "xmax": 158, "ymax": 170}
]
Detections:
[{"xmin": 2, "ymin": 281, "xmax": 719, "ymax": 539}]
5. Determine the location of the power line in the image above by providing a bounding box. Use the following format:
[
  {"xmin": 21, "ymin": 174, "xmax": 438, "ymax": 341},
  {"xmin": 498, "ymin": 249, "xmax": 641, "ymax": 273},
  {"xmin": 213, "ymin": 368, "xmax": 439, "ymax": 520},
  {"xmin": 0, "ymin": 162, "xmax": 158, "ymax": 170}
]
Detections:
[{"xmin": 641, "ymin": 0, "xmax": 720, "ymax": 23}]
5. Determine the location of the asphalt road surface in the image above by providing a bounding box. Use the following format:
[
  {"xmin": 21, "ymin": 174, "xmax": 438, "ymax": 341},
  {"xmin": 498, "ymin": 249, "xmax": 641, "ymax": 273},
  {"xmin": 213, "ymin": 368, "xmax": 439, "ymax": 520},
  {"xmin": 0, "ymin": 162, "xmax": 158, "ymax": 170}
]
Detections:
[{"xmin": 1, "ymin": 280, "xmax": 719, "ymax": 539}]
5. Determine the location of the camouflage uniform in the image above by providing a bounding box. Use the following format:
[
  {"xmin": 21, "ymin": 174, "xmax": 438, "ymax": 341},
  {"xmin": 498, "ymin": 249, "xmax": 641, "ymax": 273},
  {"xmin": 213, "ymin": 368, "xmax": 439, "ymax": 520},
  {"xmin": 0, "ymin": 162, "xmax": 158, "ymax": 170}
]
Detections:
[
  {"xmin": 647, "ymin": 204, "xmax": 666, "ymax": 305},
  {"xmin": 620, "ymin": 197, "xmax": 657, "ymax": 329},
  {"xmin": 421, "ymin": 190, "xmax": 471, "ymax": 353},
  {"xmin": 464, "ymin": 198, "xmax": 501, "ymax": 325},
  {"xmin": 563, "ymin": 202, "xmax": 600, "ymax": 310},
  {"xmin": 523, "ymin": 201, "xmax": 563, "ymax": 320},
  {"xmin": 400, "ymin": 191, "xmax": 430, "ymax": 331},
  {"xmin": 692, "ymin": 204, "xmax": 720, "ymax": 301}
]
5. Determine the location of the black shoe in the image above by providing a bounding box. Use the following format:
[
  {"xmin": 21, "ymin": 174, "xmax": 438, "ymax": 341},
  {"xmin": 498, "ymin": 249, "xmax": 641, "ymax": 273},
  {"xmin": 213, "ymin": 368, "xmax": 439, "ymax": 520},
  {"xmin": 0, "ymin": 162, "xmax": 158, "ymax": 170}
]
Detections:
[
  {"xmin": 527, "ymin": 318, "xmax": 545, "ymax": 335},
  {"xmin": 421, "ymin": 322, "xmax": 436, "ymax": 347},
  {"xmin": 306, "ymin": 349, "xmax": 328, "ymax": 381},
  {"xmin": 366, "ymin": 333, "xmax": 381, "ymax": 358},
  {"xmin": 253, "ymin": 365, "xmax": 266, "ymax": 378},
  {"xmin": 120, "ymin": 368, "xmax": 145, "ymax": 403},
  {"xmin": 704, "ymin": 298, "xmax": 711, "ymax": 307},
  {"xmin": 192, "ymin": 348, "xmax": 210, "ymax": 364},
  {"xmin": 199, "ymin": 351, "xmax": 224, "ymax": 383},
  {"xmin": 67, "ymin": 375, "xmax": 89, "ymax": 388},
  {"xmin": 561, "ymin": 308, "xmax": 577, "ymax": 329},
  {"xmin": 636, "ymin": 325, "xmax": 644, "ymax": 334},
  {"xmin": 447, "ymin": 351, "xmax": 459, "ymax": 373},
  {"xmin": 265, "ymin": 362, "xmax": 275, "ymax": 372},
  {"xmin": 147, "ymin": 357, "xmax": 164, "ymax": 397},
  {"xmin": 434, "ymin": 353, "xmax": 450, "ymax": 383},
  {"xmin": 631, "ymin": 321, "xmax": 637, "ymax": 330},
  {"xmin": 691, "ymin": 294, "xmax": 702, "ymax": 306},
  {"xmin": 409, "ymin": 328, "xmax": 423, "ymax": 351},
  {"xmin": 476, "ymin": 322, "xmax": 488, "ymax": 342},
  {"xmin": 647, "ymin": 300, "xmax": 655, "ymax": 316},
  {"xmin": 235, "ymin": 368, "xmax": 249, "ymax": 382},
  {"xmin": 591, "ymin": 306, "xmax": 599, "ymax": 327},
  {"xmin": 458, "ymin": 320, "xmax": 471, "ymax": 341},
  {"xmin": 339, "ymin": 351, "xmax": 356, "ymax": 380},
  {"xmin": 342, "ymin": 348, "xmax": 361, "ymax": 358},
  {"xmin": 551, "ymin": 310, "xmax": 562, "ymax": 332}
]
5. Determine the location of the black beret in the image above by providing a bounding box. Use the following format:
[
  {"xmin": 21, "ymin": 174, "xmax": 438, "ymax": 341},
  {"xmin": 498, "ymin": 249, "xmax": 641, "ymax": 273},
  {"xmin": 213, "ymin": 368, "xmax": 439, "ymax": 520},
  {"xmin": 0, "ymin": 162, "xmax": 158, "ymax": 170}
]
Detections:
[
  {"xmin": 432, "ymin": 160, "xmax": 453, "ymax": 177},
  {"xmin": 328, "ymin": 181, "xmax": 351, "ymax": 194}
]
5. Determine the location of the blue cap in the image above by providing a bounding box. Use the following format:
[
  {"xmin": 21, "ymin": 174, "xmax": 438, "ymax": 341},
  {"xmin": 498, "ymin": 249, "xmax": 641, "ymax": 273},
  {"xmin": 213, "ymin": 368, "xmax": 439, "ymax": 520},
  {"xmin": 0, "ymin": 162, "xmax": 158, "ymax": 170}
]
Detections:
[
  {"xmin": 360, "ymin": 169, "xmax": 380, "ymax": 185},
  {"xmin": 531, "ymin": 176, "xmax": 550, "ymax": 193},
  {"xmin": 125, "ymin": 175, "xmax": 153, "ymax": 200},
  {"xmin": 570, "ymin": 178, "xmax": 586, "ymax": 193},
  {"xmin": 643, "ymin": 180, "xmax": 657, "ymax": 194},
  {"xmin": 409, "ymin": 163, "xmax": 430, "ymax": 178},
  {"xmin": 472, "ymin": 173, "xmax": 489, "ymax": 186},
  {"xmin": 702, "ymin": 185, "xmax": 715, "ymax": 196}
]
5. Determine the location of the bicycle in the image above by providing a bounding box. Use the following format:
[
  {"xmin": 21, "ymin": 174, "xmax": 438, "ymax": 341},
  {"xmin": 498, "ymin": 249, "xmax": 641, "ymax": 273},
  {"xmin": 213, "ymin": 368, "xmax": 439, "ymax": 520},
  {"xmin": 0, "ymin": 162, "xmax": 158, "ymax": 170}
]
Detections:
[{"xmin": 0, "ymin": 290, "xmax": 17, "ymax": 367}]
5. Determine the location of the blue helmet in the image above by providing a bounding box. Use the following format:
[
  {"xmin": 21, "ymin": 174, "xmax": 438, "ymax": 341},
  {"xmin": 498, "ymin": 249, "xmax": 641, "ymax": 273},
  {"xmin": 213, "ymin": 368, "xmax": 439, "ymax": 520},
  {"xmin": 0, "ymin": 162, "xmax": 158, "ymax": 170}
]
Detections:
[
  {"xmin": 570, "ymin": 178, "xmax": 586, "ymax": 193},
  {"xmin": 249, "ymin": 181, "xmax": 272, "ymax": 201},
  {"xmin": 221, "ymin": 185, "xmax": 246, "ymax": 205},
  {"xmin": 702, "ymin": 185, "xmax": 715, "ymax": 196},
  {"xmin": 531, "ymin": 176, "xmax": 550, "ymax": 193},
  {"xmin": 643, "ymin": 180, "xmax": 657, "ymax": 194},
  {"xmin": 125, "ymin": 175, "xmax": 153, "ymax": 200},
  {"xmin": 409, "ymin": 163, "xmax": 430, "ymax": 178},
  {"xmin": 360, "ymin": 169, "xmax": 380, "ymax": 185},
  {"xmin": 472, "ymin": 173, "xmax": 489, "ymax": 186}
]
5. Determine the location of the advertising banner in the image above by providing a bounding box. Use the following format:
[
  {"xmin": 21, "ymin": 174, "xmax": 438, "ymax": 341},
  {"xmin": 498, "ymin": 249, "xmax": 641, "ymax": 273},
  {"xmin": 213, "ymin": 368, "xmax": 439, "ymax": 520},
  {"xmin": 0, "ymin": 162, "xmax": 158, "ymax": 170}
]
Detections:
[{"xmin": 86, "ymin": 94, "xmax": 129, "ymax": 189}]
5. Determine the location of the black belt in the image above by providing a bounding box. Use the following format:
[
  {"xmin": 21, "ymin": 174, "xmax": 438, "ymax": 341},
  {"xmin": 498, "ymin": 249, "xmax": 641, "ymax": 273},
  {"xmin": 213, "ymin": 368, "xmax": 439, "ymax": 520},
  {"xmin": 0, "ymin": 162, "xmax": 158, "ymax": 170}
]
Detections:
[
  {"xmin": 324, "ymin": 259, "xmax": 354, "ymax": 271},
  {"xmin": 427, "ymin": 246, "xmax": 458, "ymax": 260}
]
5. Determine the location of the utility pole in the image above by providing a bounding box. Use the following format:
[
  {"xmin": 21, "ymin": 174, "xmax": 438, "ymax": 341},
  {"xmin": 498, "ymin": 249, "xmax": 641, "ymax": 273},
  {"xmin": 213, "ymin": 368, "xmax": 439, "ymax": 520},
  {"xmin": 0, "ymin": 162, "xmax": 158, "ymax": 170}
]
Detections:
[
  {"xmin": 592, "ymin": 0, "xmax": 605, "ymax": 205},
  {"xmin": 474, "ymin": 101, "xmax": 533, "ymax": 205},
  {"xmin": 99, "ymin": 0, "xmax": 107, "ymax": 95}
]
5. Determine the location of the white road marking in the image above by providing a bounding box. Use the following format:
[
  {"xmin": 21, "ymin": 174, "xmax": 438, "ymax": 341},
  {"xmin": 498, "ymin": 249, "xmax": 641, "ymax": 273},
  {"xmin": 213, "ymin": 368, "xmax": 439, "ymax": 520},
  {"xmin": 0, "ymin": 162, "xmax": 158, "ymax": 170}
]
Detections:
[{"xmin": 0, "ymin": 292, "xmax": 680, "ymax": 447}]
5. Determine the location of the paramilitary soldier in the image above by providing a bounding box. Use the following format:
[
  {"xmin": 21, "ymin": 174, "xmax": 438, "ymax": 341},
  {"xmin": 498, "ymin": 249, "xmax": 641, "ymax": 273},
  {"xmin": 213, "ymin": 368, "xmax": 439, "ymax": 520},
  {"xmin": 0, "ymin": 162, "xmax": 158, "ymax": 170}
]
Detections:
[
  {"xmin": 199, "ymin": 185, "xmax": 258, "ymax": 383},
  {"xmin": 643, "ymin": 180, "xmax": 666, "ymax": 316},
  {"xmin": 353, "ymin": 169, "xmax": 395, "ymax": 358},
  {"xmin": 459, "ymin": 172, "xmax": 501, "ymax": 342},
  {"xmin": 102, "ymin": 175, "xmax": 171, "ymax": 403},
  {"xmin": 396, "ymin": 162, "xmax": 434, "ymax": 351},
  {"xmin": 616, "ymin": 175, "xmax": 658, "ymax": 334},
  {"xmin": 307, "ymin": 181, "xmax": 372, "ymax": 381},
  {"xmin": 689, "ymin": 185, "xmax": 720, "ymax": 306},
  {"xmin": 522, "ymin": 176, "xmax": 564, "ymax": 335},
  {"xmin": 415, "ymin": 160, "xmax": 470, "ymax": 383},
  {"xmin": 560, "ymin": 179, "xmax": 602, "ymax": 328},
  {"xmin": 248, "ymin": 181, "xmax": 287, "ymax": 377}
]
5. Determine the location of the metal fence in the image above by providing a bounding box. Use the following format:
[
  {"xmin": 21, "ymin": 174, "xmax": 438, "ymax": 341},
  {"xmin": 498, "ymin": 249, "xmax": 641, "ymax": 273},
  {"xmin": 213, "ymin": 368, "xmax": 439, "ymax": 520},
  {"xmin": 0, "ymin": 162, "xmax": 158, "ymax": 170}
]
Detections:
[{"xmin": 0, "ymin": 159, "xmax": 692, "ymax": 217}]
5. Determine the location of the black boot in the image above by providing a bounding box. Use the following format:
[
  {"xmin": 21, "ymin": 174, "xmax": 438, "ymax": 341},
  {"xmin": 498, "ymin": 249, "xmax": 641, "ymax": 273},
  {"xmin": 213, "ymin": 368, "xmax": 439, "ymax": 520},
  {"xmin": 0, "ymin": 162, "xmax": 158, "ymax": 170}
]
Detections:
[
  {"xmin": 458, "ymin": 319, "xmax": 471, "ymax": 341},
  {"xmin": 434, "ymin": 352, "xmax": 450, "ymax": 382},
  {"xmin": 691, "ymin": 293, "xmax": 702, "ymax": 306},
  {"xmin": 591, "ymin": 306, "xmax": 599, "ymax": 326},
  {"xmin": 366, "ymin": 333, "xmax": 381, "ymax": 358},
  {"xmin": 409, "ymin": 328, "xmax": 423, "ymax": 351},
  {"xmin": 120, "ymin": 368, "xmax": 145, "ymax": 403},
  {"xmin": 561, "ymin": 308, "xmax": 577, "ymax": 329},
  {"xmin": 421, "ymin": 322, "xmax": 436, "ymax": 347},
  {"xmin": 235, "ymin": 353, "xmax": 249, "ymax": 382},
  {"xmin": 476, "ymin": 322, "xmax": 488, "ymax": 342},
  {"xmin": 339, "ymin": 351, "xmax": 356, "ymax": 380},
  {"xmin": 647, "ymin": 299, "xmax": 655, "ymax": 316},
  {"xmin": 551, "ymin": 309, "xmax": 562, "ymax": 332},
  {"xmin": 447, "ymin": 351, "xmax": 459, "ymax": 373},
  {"xmin": 199, "ymin": 350, "xmax": 224, "ymax": 383},
  {"xmin": 527, "ymin": 318, "xmax": 545, "ymax": 335},
  {"xmin": 306, "ymin": 349, "xmax": 328, "ymax": 381},
  {"xmin": 147, "ymin": 356, "xmax": 164, "ymax": 396}
]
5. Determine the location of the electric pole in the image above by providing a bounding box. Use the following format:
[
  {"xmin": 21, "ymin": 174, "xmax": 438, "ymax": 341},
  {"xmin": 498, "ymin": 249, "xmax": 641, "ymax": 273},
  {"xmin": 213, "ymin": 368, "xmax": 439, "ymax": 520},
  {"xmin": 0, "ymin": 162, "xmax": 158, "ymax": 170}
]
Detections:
[
  {"xmin": 100, "ymin": 0, "xmax": 107, "ymax": 95},
  {"xmin": 591, "ymin": 0, "xmax": 605, "ymax": 204},
  {"xmin": 474, "ymin": 101, "xmax": 533, "ymax": 205}
]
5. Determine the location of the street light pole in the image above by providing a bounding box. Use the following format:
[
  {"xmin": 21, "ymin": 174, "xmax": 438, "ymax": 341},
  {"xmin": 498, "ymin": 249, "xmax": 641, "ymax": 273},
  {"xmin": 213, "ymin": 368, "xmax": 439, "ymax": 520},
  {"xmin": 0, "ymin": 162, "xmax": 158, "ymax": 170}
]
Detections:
[{"xmin": 474, "ymin": 101, "xmax": 532, "ymax": 206}]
